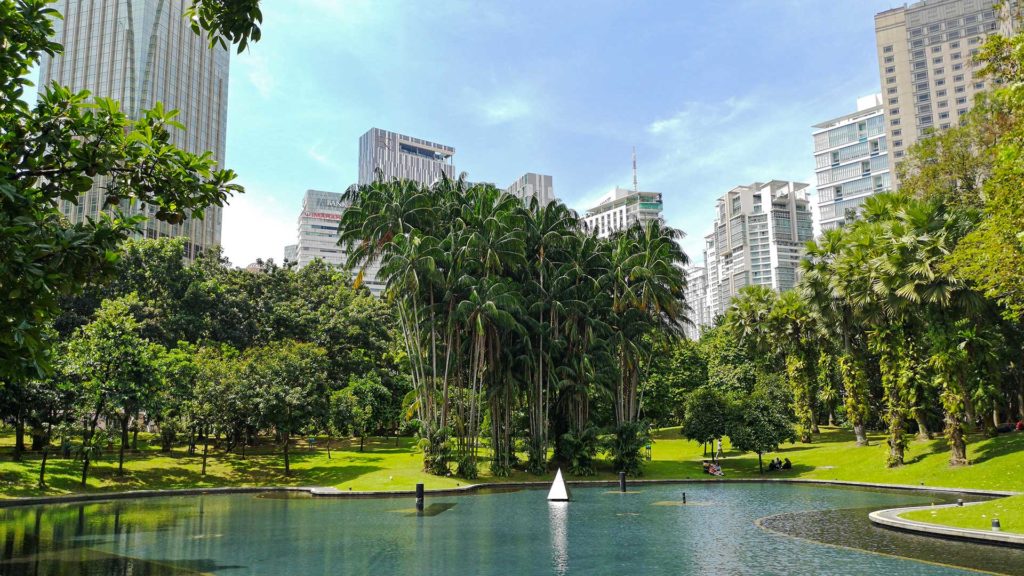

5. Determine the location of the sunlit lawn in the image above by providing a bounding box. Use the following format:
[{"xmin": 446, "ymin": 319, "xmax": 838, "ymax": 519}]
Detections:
[
  {"xmin": 0, "ymin": 427, "xmax": 1021, "ymax": 498},
  {"xmin": 901, "ymin": 494, "xmax": 1024, "ymax": 535}
]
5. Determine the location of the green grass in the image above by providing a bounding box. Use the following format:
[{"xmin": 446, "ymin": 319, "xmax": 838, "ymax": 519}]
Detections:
[
  {"xmin": 0, "ymin": 427, "xmax": 1022, "ymax": 499},
  {"xmin": 900, "ymin": 494, "xmax": 1024, "ymax": 535}
]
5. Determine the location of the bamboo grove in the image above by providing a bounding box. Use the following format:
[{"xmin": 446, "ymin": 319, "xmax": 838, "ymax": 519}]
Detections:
[
  {"xmin": 338, "ymin": 177, "xmax": 689, "ymax": 477},
  {"xmin": 723, "ymin": 29, "xmax": 1024, "ymax": 469}
]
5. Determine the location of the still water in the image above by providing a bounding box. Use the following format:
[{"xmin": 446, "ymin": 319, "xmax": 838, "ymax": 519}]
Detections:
[{"xmin": 0, "ymin": 483, "xmax": 1021, "ymax": 575}]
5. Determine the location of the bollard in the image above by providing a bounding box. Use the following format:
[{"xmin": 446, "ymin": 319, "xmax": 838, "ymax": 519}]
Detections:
[
  {"xmin": 957, "ymin": 499, "xmax": 964, "ymax": 507},
  {"xmin": 992, "ymin": 518, "xmax": 1001, "ymax": 532},
  {"xmin": 682, "ymin": 492, "xmax": 686, "ymax": 504},
  {"xmin": 415, "ymin": 483, "xmax": 424, "ymax": 512},
  {"xmin": 618, "ymin": 472, "xmax": 626, "ymax": 493}
]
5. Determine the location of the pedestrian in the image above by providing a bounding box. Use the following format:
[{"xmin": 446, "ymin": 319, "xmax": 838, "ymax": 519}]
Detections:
[{"xmin": 715, "ymin": 437, "xmax": 723, "ymax": 461}]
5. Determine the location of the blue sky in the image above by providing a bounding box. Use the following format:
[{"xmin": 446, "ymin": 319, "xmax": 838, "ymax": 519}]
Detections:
[{"xmin": 218, "ymin": 0, "xmax": 896, "ymax": 266}]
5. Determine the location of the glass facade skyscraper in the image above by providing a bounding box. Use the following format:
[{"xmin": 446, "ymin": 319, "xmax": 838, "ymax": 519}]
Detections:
[{"xmin": 39, "ymin": 0, "xmax": 230, "ymax": 259}]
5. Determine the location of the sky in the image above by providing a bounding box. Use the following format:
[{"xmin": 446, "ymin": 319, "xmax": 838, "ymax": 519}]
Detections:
[{"xmin": 214, "ymin": 0, "xmax": 898, "ymax": 266}]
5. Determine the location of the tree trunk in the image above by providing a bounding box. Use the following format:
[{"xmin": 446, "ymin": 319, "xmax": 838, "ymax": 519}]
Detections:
[
  {"xmin": 1017, "ymin": 388, "xmax": 1024, "ymax": 420},
  {"xmin": 853, "ymin": 422, "xmax": 868, "ymax": 447},
  {"xmin": 38, "ymin": 446, "xmax": 49, "ymax": 488},
  {"xmin": 828, "ymin": 409, "xmax": 836, "ymax": 427},
  {"xmin": 914, "ymin": 410, "xmax": 932, "ymax": 441},
  {"xmin": 13, "ymin": 419, "xmax": 25, "ymax": 461},
  {"xmin": 201, "ymin": 433, "xmax": 209, "ymax": 476},
  {"xmin": 359, "ymin": 435, "xmax": 364, "ymax": 452},
  {"xmin": 326, "ymin": 435, "xmax": 332, "ymax": 459},
  {"xmin": 118, "ymin": 416, "xmax": 129, "ymax": 475},
  {"xmin": 80, "ymin": 456, "xmax": 90, "ymax": 487},
  {"xmin": 132, "ymin": 427, "xmax": 139, "ymax": 451},
  {"xmin": 947, "ymin": 410, "xmax": 968, "ymax": 466},
  {"xmin": 964, "ymin": 395, "xmax": 978, "ymax": 432},
  {"xmin": 758, "ymin": 452, "xmax": 763, "ymax": 475},
  {"xmin": 283, "ymin": 432, "xmax": 290, "ymax": 476}
]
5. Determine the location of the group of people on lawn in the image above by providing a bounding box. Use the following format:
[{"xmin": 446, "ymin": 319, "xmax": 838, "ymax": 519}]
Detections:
[{"xmin": 699, "ymin": 438, "xmax": 791, "ymax": 476}]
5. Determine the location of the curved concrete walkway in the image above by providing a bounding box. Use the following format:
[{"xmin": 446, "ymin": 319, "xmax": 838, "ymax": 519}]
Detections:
[{"xmin": 870, "ymin": 502, "xmax": 1024, "ymax": 548}]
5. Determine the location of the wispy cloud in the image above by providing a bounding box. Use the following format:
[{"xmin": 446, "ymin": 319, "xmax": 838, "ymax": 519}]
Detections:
[
  {"xmin": 239, "ymin": 52, "xmax": 274, "ymax": 98},
  {"xmin": 307, "ymin": 141, "xmax": 344, "ymax": 173},
  {"xmin": 477, "ymin": 94, "xmax": 533, "ymax": 125}
]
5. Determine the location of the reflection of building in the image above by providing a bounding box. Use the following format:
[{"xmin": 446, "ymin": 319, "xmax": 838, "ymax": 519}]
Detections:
[
  {"xmin": 875, "ymin": 0, "xmax": 1011, "ymax": 173},
  {"xmin": 40, "ymin": 0, "xmax": 230, "ymax": 260},
  {"xmin": 293, "ymin": 189, "xmax": 384, "ymax": 295},
  {"xmin": 358, "ymin": 128, "xmax": 455, "ymax": 186},
  {"xmin": 506, "ymin": 173, "xmax": 555, "ymax": 205},
  {"xmin": 813, "ymin": 94, "xmax": 891, "ymax": 231},
  {"xmin": 703, "ymin": 181, "xmax": 813, "ymax": 315},
  {"xmin": 682, "ymin": 266, "xmax": 712, "ymax": 340},
  {"xmin": 583, "ymin": 187, "xmax": 664, "ymax": 238}
]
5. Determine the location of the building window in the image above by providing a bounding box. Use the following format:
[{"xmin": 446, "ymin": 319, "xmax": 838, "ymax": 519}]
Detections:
[
  {"xmin": 893, "ymin": 129, "xmax": 902, "ymax": 136},
  {"xmin": 890, "ymin": 107, "xmax": 900, "ymax": 115},
  {"xmin": 912, "ymin": 39, "xmax": 924, "ymax": 48},
  {"xmin": 913, "ymin": 49, "xmax": 926, "ymax": 59},
  {"xmin": 911, "ymin": 27, "xmax": 923, "ymax": 37},
  {"xmin": 936, "ymin": 89, "xmax": 947, "ymax": 97},
  {"xmin": 891, "ymin": 118, "xmax": 901, "ymax": 126},
  {"xmin": 934, "ymin": 68, "xmax": 944, "ymax": 75},
  {"xmin": 895, "ymin": 150, "xmax": 905, "ymax": 158},
  {"xmin": 915, "ymin": 82, "xmax": 929, "ymax": 92},
  {"xmin": 953, "ymin": 62, "xmax": 963, "ymax": 70},
  {"xmin": 954, "ymin": 74, "xmax": 965, "ymax": 82},
  {"xmin": 885, "ymin": 55, "xmax": 895, "ymax": 64},
  {"xmin": 951, "ymin": 41, "xmax": 960, "ymax": 48},
  {"xmin": 932, "ymin": 56, "xmax": 943, "ymax": 64},
  {"xmin": 886, "ymin": 66, "xmax": 896, "ymax": 74},
  {"xmin": 914, "ymin": 72, "xmax": 929, "ymax": 81},
  {"xmin": 939, "ymin": 111, "xmax": 949, "ymax": 119},
  {"xmin": 956, "ymin": 96, "xmax": 967, "ymax": 104},
  {"xmin": 941, "ymin": 123, "xmax": 951, "ymax": 129},
  {"xmin": 969, "ymin": 36, "xmax": 981, "ymax": 44},
  {"xmin": 931, "ymin": 45, "xmax": 942, "ymax": 53},
  {"xmin": 936, "ymin": 78, "xmax": 946, "ymax": 86},
  {"xmin": 883, "ymin": 45, "xmax": 894, "ymax": 53},
  {"xmin": 955, "ymin": 85, "xmax": 966, "ymax": 93},
  {"xmin": 888, "ymin": 87, "xmax": 898, "ymax": 94},
  {"xmin": 938, "ymin": 100, "xmax": 948, "ymax": 108},
  {"xmin": 916, "ymin": 93, "xmax": 930, "ymax": 102},
  {"xmin": 952, "ymin": 52, "xmax": 962, "ymax": 60},
  {"xmin": 888, "ymin": 97, "xmax": 899, "ymax": 105},
  {"xmin": 958, "ymin": 108, "xmax": 968, "ymax": 116},
  {"xmin": 887, "ymin": 76, "xmax": 897, "ymax": 84},
  {"xmin": 918, "ymin": 104, "xmax": 932, "ymax": 114},
  {"xmin": 975, "ymin": 82, "xmax": 984, "ymax": 89}
]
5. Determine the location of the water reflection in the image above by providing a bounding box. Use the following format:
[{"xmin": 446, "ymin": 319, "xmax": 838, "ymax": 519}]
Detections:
[{"xmin": 548, "ymin": 501, "xmax": 569, "ymax": 575}]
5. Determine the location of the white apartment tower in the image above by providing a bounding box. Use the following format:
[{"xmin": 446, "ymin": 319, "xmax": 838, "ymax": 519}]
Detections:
[
  {"xmin": 703, "ymin": 181, "xmax": 814, "ymax": 315},
  {"xmin": 682, "ymin": 265, "xmax": 712, "ymax": 340},
  {"xmin": 583, "ymin": 187, "xmax": 664, "ymax": 238},
  {"xmin": 40, "ymin": 0, "xmax": 230, "ymax": 259},
  {"xmin": 358, "ymin": 128, "xmax": 455, "ymax": 186},
  {"xmin": 293, "ymin": 189, "xmax": 384, "ymax": 296},
  {"xmin": 876, "ymin": 0, "xmax": 1011, "ymax": 172},
  {"xmin": 506, "ymin": 173, "xmax": 555, "ymax": 206},
  {"xmin": 813, "ymin": 94, "xmax": 891, "ymax": 231}
]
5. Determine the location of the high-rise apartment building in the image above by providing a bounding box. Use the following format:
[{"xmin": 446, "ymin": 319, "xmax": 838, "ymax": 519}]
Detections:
[
  {"xmin": 293, "ymin": 189, "xmax": 385, "ymax": 296},
  {"xmin": 40, "ymin": 0, "xmax": 230, "ymax": 259},
  {"xmin": 703, "ymin": 181, "xmax": 813, "ymax": 315},
  {"xmin": 358, "ymin": 128, "xmax": 455, "ymax": 186},
  {"xmin": 875, "ymin": 0, "xmax": 1011, "ymax": 172},
  {"xmin": 813, "ymin": 94, "xmax": 891, "ymax": 231},
  {"xmin": 682, "ymin": 265, "xmax": 712, "ymax": 340},
  {"xmin": 583, "ymin": 187, "xmax": 664, "ymax": 238},
  {"xmin": 506, "ymin": 173, "xmax": 555, "ymax": 206}
]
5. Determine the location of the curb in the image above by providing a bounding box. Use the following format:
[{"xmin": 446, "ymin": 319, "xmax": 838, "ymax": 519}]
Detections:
[
  {"xmin": 0, "ymin": 477, "xmax": 1016, "ymax": 508},
  {"xmin": 870, "ymin": 503, "xmax": 1024, "ymax": 548}
]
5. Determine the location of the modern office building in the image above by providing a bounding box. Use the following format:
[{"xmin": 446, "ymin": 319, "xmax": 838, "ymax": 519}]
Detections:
[
  {"xmin": 875, "ymin": 0, "xmax": 1011, "ymax": 173},
  {"xmin": 283, "ymin": 244, "xmax": 298, "ymax": 266},
  {"xmin": 583, "ymin": 187, "xmax": 664, "ymax": 238},
  {"xmin": 292, "ymin": 189, "xmax": 384, "ymax": 296},
  {"xmin": 812, "ymin": 94, "xmax": 891, "ymax": 231},
  {"xmin": 40, "ymin": 0, "xmax": 230, "ymax": 259},
  {"xmin": 703, "ymin": 181, "xmax": 814, "ymax": 315},
  {"xmin": 357, "ymin": 128, "xmax": 455, "ymax": 186},
  {"xmin": 682, "ymin": 265, "xmax": 712, "ymax": 340},
  {"xmin": 506, "ymin": 173, "xmax": 555, "ymax": 206}
]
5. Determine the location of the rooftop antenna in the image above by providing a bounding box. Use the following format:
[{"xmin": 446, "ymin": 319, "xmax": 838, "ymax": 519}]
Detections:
[{"xmin": 632, "ymin": 147, "xmax": 639, "ymax": 193}]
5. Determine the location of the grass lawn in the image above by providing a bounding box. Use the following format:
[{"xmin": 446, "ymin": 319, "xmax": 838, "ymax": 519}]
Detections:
[
  {"xmin": 900, "ymin": 494, "xmax": 1024, "ymax": 535},
  {"xmin": 0, "ymin": 427, "xmax": 1022, "ymax": 499}
]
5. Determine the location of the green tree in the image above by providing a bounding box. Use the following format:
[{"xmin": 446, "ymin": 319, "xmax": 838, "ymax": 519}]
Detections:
[
  {"xmin": 727, "ymin": 391, "xmax": 795, "ymax": 474},
  {"xmin": 679, "ymin": 387, "xmax": 729, "ymax": 457}
]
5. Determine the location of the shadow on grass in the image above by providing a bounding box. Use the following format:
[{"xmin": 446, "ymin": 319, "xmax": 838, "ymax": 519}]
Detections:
[{"xmin": 971, "ymin": 430, "xmax": 1024, "ymax": 465}]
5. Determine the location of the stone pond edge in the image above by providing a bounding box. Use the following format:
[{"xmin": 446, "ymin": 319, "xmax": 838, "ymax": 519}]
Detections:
[{"xmin": 869, "ymin": 502, "xmax": 1024, "ymax": 548}]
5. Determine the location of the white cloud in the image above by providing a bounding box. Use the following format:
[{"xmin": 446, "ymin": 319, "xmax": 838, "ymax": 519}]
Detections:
[
  {"xmin": 220, "ymin": 189, "xmax": 296, "ymax": 267},
  {"xmin": 239, "ymin": 52, "xmax": 274, "ymax": 98},
  {"xmin": 307, "ymin": 141, "xmax": 344, "ymax": 173},
  {"xmin": 478, "ymin": 95, "xmax": 532, "ymax": 125}
]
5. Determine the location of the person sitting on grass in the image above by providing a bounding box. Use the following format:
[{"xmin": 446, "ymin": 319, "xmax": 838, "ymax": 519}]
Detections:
[
  {"xmin": 706, "ymin": 462, "xmax": 724, "ymax": 476},
  {"xmin": 782, "ymin": 458, "xmax": 792, "ymax": 470},
  {"xmin": 767, "ymin": 458, "xmax": 780, "ymax": 471},
  {"xmin": 1016, "ymin": 420, "xmax": 1023, "ymax": 432}
]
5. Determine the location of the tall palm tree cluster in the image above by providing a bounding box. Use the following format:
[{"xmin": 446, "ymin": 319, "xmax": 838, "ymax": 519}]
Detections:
[
  {"xmin": 727, "ymin": 191, "xmax": 1022, "ymax": 469},
  {"xmin": 338, "ymin": 175, "xmax": 688, "ymax": 478}
]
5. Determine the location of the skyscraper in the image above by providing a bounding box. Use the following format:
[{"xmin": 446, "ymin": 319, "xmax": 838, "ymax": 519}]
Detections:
[
  {"xmin": 583, "ymin": 187, "xmax": 665, "ymax": 238},
  {"xmin": 357, "ymin": 128, "xmax": 455, "ymax": 186},
  {"xmin": 506, "ymin": 173, "xmax": 555, "ymax": 206},
  {"xmin": 292, "ymin": 189, "xmax": 385, "ymax": 296},
  {"xmin": 703, "ymin": 181, "xmax": 813, "ymax": 315},
  {"xmin": 812, "ymin": 94, "xmax": 891, "ymax": 231},
  {"xmin": 39, "ymin": 0, "xmax": 231, "ymax": 259},
  {"xmin": 682, "ymin": 265, "xmax": 712, "ymax": 340},
  {"xmin": 875, "ymin": 0, "xmax": 1011, "ymax": 174}
]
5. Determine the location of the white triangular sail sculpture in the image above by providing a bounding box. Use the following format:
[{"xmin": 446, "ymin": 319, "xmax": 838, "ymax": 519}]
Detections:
[{"xmin": 547, "ymin": 468, "xmax": 571, "ymax": 501}]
